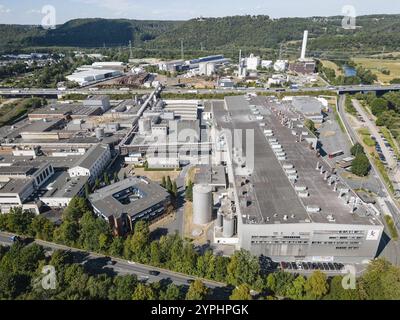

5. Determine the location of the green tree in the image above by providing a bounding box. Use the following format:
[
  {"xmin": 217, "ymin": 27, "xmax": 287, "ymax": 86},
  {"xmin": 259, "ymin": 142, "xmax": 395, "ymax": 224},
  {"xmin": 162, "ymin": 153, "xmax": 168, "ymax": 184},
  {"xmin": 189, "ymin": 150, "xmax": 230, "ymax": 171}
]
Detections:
[
  {"xmin": 171, "ymin": 181, "xmax": 178, "ymax": 197},
  {"xmin": 95, "ymin": 178, "xmax": 101, "ymax": 190},
  {"xmin": 86, "ymin": 274, "xmax": 113, "ymax": 300},
  {"xmin": 78, "ymin": 212, "xmax": 112, "ymax": 252},
  {"xmin": 104, "ymin": 172, "xmax": 110, "ymax": 186},
  {"xmin": 4, "ymin": 207, "xmax": 35, "ymax": 234},
  {"xmin": 63, "ymin": 196, "xmax": 91, "ymax": 221},
  {"xmin": 324, "ymin": 275, "xmax": 359, "ymax": 300},
  {"xmin": 161, "ymin": 176, "xmax": 166, "ymax": 188},
  {"xmin": 286, "ymin": 275, "xmax": 306, "ymax": 300},
  {"xmin": 370, "ymin": 98, "xmax": 388, "ymax": 116},
  {"xmin": 108, "ymin": 237, "xmax": 125, "ymax": 257},
  {"xmin": 185, "ymin": 279, "xmax": 209, "ymax": 300},
  {"xmin": 266, "ymin": 271, "xmax": 295, "ymax": 297},
  {"xmin": 305, "ymin": 119, "xmax": 317, "ymax": 135},
  {"xmin": 84, "ymin": 182, "xmax": 91, "ymax": 199},
  {"xmin": 227, "ymin": 249, "xmax": 260, "ymax": 287},
  {"xmin": 359, "ymin": 258, "xmax": 400, "ymax": 300},
  {"xmin": 304, "ymin": 271, "xmax": 329, "ymax": 300},
  {"xmin": 166, "ymin": 176, "xmax": 172, "ymax": 192},
  {"xmin": 53, "ymin": 219, "xmax": 80, "ymax": 246},
  {"xmin": 159, "ymin": 283, "xmax": 182, "ymax": 300},
  {"xmin": 132, "ymin": 283, "xmax": 156, "ymax": 300},
  {"xmin": 351, "ymin": 153, "xmax": 371, "ymax": 177},
  {"xmin": 108, "ymin": 275, "xmax": 138, "ymax": 300},
  {"xmin": 29, "ymin": 215, "xmax": 55, "ymax": 241},
  {"xmin": 185, "ymin": 180, "xmax": 194, "ymax": 202},
  {"xmin": 125, "ymin": 221, "xmax": 150, "ymax": 262},
  {"xmin": 230, "ymin": 284, "xmax": 253, "ymax": 300},
  {"xmin": 351, "ymin": 143, "xmax": 365, "ymax": 156}
]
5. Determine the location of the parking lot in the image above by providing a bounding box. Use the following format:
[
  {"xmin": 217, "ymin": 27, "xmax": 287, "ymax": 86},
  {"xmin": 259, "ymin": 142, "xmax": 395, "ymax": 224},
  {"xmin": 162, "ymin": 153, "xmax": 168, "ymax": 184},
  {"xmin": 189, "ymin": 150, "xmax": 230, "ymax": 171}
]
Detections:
[{"xmin": 279, "ymin": 261, "xmax": 346, "ymax": 275}]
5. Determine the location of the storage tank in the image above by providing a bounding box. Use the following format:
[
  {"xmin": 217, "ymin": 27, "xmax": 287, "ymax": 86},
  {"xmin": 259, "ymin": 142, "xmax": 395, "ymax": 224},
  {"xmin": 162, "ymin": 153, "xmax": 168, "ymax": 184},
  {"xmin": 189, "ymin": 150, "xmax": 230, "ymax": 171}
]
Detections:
[
  {"xmin": 222, "ymin": 215, "xmax": 235, "ymax": 238},
  {"xmin": 139, "ymin": 118, "xmax": 151, "ymax": 135},
  {"xmin": 193, "ymin": 184, "xmax": 212, "ymax": 225},
  {"xmin": 95, "ymin": 127, "xmax": 105, "ymax": 139},
  {"xmin": 216, "ymin": 209, "xmax": 223, "ymax": 228}
]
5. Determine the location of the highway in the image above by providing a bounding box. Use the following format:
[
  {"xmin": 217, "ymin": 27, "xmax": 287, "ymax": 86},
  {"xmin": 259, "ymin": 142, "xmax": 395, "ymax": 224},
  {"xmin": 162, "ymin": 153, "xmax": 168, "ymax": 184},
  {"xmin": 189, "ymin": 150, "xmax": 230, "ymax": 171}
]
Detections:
[
  {"xmin": 0, "ymin": 231, "xmax": 226, "ymax": 290},
  {"xmin": 1, "ymin": 84, "xmax": 400, "ymax": 98}
]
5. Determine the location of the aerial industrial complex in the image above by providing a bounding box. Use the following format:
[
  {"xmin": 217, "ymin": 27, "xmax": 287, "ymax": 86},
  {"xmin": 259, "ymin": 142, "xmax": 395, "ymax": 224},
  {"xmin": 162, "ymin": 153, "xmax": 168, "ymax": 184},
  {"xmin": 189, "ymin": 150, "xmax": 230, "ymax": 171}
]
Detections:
[{"xmin": 0, "ymin": 30, "xmax": 394, "ymax": 272}]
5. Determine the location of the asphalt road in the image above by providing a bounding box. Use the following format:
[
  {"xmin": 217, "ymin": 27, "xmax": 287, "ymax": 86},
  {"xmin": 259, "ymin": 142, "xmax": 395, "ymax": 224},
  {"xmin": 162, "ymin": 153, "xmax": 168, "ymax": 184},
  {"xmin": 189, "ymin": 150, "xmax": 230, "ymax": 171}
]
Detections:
[
  {"xmin": 0, "ymin": 231, "xmax": 226, "ymax": 290},
  {"xmin": 1, "ymin": 84, "xmax": 400, "ymax": 98}
]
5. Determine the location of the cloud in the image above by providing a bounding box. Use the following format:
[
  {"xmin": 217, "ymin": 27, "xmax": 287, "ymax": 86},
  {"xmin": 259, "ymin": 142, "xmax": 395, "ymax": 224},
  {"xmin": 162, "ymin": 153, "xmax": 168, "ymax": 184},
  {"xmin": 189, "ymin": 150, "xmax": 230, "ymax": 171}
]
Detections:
[{"xmin": 0, "ymin": 5, "xmax": 11, "ymax": 14}]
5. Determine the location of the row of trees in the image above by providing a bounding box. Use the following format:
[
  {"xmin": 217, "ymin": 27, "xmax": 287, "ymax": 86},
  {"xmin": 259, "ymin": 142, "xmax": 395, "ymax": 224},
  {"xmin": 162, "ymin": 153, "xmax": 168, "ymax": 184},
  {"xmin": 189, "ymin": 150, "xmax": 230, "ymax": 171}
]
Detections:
[
  {"xmin": 161, "ymin": 176, "xmax": 178, "ymax": 198},
  {"xmin": 0, "ymin": 243, "xmax": 212, "ymax": 300},
  {"xmin": 2, "ymin": 239, "xmax": 399, "ymax": 300}
]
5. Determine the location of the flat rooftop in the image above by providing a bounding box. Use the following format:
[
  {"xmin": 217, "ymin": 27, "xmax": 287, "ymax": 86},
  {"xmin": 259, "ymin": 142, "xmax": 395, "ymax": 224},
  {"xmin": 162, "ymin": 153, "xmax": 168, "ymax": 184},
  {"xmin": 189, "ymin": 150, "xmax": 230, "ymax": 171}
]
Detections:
[
  {"xmin": 194, "ymin": 164, "xmax": 227, "ymax": 187},
  {"xmin": 40, "ymin": 171, "xmax": 88, "ymax": 199},
  {"xmin": 89, "ymin": 176, "xmax": 170, "ymax": 218},
  {"xmin": 216, "ymin": 96, "xmax": 379, "ymax": 227}
]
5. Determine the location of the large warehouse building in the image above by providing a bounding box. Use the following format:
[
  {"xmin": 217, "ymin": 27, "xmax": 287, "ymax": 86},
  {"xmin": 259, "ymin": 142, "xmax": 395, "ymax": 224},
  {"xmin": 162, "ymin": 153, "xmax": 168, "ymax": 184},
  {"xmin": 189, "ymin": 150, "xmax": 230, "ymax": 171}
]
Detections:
[{"xmin": 213, "ymin": 96, "xmax": 383, "ymax": 264}]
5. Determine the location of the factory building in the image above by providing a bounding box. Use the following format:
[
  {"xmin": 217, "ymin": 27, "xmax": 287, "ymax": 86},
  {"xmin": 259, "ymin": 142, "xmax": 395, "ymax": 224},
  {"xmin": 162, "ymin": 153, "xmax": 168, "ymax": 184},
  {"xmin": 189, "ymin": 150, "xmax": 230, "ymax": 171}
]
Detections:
[
  {"xmin": 213, "ymin": 96, "xmax": 383, "ymax": 264},
  {"xmin": 68, "ymin": 144, "xmax": 111, "ymax": 183},
  {"xmin": 274, "ymin": 60, "xmax": 289, "ymax": 72},
  {"xmin": 163, "ymin": 100, "xmax": 201, "ymax": 121},
  {"xmin": 83, "ymin": 95, "xmax": 111, "ymax": 112},
  {"xmin": 245, "ymin": 54, "xmax": 261, "ymax": 71},
  {"xmin": 89, "ymin": 176, "xmax": 171, "ymax": 235},
  {"xmin": 291, "ymin": 96, "xmax": 325, "ymax": 123},
  {"xmin": 39, "ymin": 171, "xmax": 88, "ymax": 208},
  {"xmin": 66, "ymin": 69, "xmax": 122, "ymax": 86},
  {"xmin": 158, "ymin": 60, "xmax": 185, "ymax": 72}
]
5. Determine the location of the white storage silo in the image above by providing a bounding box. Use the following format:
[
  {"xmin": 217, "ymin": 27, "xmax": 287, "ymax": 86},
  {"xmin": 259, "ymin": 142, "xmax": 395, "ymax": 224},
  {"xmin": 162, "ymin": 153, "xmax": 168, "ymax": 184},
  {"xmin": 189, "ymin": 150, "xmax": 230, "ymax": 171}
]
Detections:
[
  {"xmin": 193, "ymin": 184, "xmax": 212, "ymax": 225},
  {"xmin": 222, "ymin": 215, "xmax": 235, "ymax": 238}
]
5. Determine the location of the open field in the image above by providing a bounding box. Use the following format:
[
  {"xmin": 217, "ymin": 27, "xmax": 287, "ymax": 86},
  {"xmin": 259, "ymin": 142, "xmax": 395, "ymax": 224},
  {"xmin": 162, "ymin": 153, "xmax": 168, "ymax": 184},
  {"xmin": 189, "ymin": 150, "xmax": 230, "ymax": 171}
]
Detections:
[
  {"xmin": 321, "ymin": 60, "xmax": 343, "ymax": 77},
  {"xmin": 353, "ymin": 58, "xmax": 400, "ymax": 83},
  {"xmin": 134, "ymin": 167, "xmax": 181, "ymax": 182}
]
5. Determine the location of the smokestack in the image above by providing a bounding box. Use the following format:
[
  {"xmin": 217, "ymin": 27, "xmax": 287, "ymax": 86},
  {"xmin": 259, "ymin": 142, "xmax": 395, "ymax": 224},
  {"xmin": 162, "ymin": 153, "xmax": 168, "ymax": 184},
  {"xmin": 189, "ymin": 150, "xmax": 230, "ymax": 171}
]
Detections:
[{"xmin": 300, "ymin": 30, "xmax": 308, "ymax": 60}]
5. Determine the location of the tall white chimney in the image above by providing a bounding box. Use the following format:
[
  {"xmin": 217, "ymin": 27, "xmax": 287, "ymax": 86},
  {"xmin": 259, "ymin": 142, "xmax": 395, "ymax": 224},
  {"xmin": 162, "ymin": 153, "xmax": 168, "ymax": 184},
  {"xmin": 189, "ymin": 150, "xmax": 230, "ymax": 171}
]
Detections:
[{"xmin": 300, "ymin": 30, "xmax": 308, "ymax": 60}]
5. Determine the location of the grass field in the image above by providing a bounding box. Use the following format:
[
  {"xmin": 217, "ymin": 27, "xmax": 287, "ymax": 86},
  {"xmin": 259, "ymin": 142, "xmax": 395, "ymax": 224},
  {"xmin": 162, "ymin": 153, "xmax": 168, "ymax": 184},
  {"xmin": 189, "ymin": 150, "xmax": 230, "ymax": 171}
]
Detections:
[
  {"xmin": 321, "ymin": 60, "xmax": 343, "ymax": 77},
  {"xmin": 353, "ymin": 58, "xmax": 400, "ymax": 83}
]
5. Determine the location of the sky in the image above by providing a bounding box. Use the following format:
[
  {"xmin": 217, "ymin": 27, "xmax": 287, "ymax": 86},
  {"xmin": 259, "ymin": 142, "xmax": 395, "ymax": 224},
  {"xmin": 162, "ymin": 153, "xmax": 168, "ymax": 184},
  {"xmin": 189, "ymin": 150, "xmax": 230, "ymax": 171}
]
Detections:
[{"xmin": 0, "ymin": 0, "xmax": 399, "ymax": 25}]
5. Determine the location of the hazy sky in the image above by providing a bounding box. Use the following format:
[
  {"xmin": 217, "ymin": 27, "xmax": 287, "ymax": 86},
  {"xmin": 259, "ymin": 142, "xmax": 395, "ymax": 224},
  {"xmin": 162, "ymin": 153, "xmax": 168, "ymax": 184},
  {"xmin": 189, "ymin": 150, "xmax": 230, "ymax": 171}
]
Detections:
[{"xmin": 0, "ymin": 0, "xmax": 399, "ymax": 24}]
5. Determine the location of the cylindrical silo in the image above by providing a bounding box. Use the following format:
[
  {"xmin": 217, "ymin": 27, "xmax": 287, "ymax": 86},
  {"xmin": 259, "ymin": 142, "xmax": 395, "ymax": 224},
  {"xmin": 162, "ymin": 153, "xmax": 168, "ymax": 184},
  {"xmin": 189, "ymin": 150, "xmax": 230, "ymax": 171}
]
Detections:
[
  {"xmin": 193, "ymin": 184, "xmax": 212, "ymax": 225},
  {"xmin": 95, "ymin": 127, "xmax": 105, "ymax": 139},
  {"xmin": 222, "ymin": 215, "xmax": 235, "ymax": 238},
  {"xmin": 216, "ymin": 209, "xmax": 223, "ymax": 228}
]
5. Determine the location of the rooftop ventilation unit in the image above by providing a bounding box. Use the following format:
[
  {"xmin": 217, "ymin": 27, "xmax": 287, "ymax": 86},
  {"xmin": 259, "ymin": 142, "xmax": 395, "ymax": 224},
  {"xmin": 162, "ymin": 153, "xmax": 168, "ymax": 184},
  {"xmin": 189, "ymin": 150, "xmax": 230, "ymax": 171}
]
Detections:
[
  {"xmin": 295, "ymin": 185, "xmax": 307, "ymax": 191},
  {"xmin": 306, "ymin": 206, "xmax": 321, "ymax": 213},
  {"xmin": 327, "ymin": 215, "xmax": 336, "ymax": 222},
  {"xmin": 283, "ymin": 164, "xmax": 294, "ymax": 170},
  {"xmin": 298, "ymin": 191, "xmax": 309, "ymax": 198}
]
